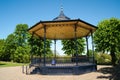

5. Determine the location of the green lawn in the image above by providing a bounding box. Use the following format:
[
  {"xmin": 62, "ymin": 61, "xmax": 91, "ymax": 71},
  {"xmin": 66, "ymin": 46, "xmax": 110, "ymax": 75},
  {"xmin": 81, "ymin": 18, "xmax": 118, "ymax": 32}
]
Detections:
[{"xmin": 0, "ymin": 61, "xmax": 28, "ymax": 67}]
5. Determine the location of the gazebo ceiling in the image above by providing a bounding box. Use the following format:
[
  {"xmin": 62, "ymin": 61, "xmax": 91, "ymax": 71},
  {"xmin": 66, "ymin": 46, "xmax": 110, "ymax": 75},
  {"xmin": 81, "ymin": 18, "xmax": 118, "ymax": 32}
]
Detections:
[{"xmin": 28, "ymin": 19, "xmax": 97, "ymax": 39}]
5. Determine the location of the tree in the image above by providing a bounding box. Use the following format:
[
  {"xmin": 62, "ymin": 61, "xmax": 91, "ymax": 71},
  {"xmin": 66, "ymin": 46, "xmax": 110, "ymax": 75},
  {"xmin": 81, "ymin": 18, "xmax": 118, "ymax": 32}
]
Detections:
[
  {"xmin": 62, "ymin": 38, "xmax": 85, "ymax": 56},
  {"xmin": 2, "ymin": 34, "xmax": 16, "ymax": 61},
  {"xmin": 13, "ymin": 46, "xmax": 30, "ymax": 63},
  {"xmin": 0, "ymin": 39, "xmax": 5, "ymax": 60},
  {"xmin": 14, "ymin": 24, "xmax": 29, "ymax": 46},
  {"xmin": 12, "ymin": 24, "xmax": 30, "ymax": 63},
  {"xmin": 94, "ymin": 18, "xmax": 120, "ymax": 65},
  {"xmin": 0, "ymin": 24, "xmax": 32, "ymax": 63},
  {"xmin": 0, "ymin": 39, "xmax": 5, "ymax": 48},
  {"xmin": 28, "ymin": 36, "xmax": 52, "ymax": 57}
]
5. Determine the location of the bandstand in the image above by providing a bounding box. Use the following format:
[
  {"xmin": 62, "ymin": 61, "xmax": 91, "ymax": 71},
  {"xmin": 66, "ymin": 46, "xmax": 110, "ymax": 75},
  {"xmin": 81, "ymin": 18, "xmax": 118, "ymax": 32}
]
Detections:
[{"xmin": 28, "ymin": 9, "xmax": 97, "ymax": 75}]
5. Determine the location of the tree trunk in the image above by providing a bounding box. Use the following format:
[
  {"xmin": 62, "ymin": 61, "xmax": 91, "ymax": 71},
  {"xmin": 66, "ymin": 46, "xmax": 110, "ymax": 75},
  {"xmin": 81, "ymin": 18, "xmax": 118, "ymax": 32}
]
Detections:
[{"xmin": 110, "ymin": 50, "xmax": 117, "ymax": 66}]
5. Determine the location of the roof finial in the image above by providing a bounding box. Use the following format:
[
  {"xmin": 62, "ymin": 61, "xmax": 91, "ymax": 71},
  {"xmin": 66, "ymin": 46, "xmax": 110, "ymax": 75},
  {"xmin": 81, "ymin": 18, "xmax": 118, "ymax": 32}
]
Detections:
[
  {"xmin": 52, "ymin": 0, "xmax": 71, "ymax": 21},
  {"xmin": 61, "ymin": 4, "xmax": 63, "ymax": 12},
  {"xmin": 60, "ymin": 0, "xmax": 63, "ymax": 12}
]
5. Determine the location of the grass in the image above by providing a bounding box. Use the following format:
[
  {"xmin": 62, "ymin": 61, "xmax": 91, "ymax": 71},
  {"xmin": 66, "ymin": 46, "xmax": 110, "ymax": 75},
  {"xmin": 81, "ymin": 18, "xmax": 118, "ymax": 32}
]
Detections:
[{"xmin": 0, "ymin": 61, "xmax": 28, "ymax": 67}]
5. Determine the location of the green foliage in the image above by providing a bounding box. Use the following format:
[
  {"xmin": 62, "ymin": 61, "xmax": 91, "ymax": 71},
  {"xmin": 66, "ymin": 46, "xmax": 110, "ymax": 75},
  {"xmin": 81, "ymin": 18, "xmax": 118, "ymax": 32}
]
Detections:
[
  {"xmin": 0, "ymin": 39, "xmax": 5, "ymax": 48},
  {"xmin": 0, "ymin": 39, "xmax": 5, "ymax": 60},
  {"xmin": 28, "ymin": 36, "xmax": 52, "ymax": 57},
  {"xmin": 95, "ymin": 53, "xmax": 111, "ymax": 64},
  {"xmin": 62, "ymin": 38, "xmax": 85, "ymax": 56},
  {"xmin": 1, "ymin": 34, "xmax": 16, "ymax": 61},
  {"xmin": 12, "ymin": 24, "xmax": 30, "ymax": 63},
  {"xmin": 0, "ymin": 23, "xmax": 53, "ymax": 63},
  {"xmin": 14, "ymin": 24, "xmax": 29, "ymax": 46},
  {"xmin": 6, "ymin": 34, "xmax": 16, "ymax": 58},
  {"xmin": 94, "ymin": 18, "xmax": 120, "ymax": 65},
  {"xmin": 0, "ymin": 24, "xmax": 30, "ymax": 63},
  {"xmin": 87, "ymin": 49, "xmax": 93, "ymax": 57},
  {"xmin": 28, "ymin": 36, "xmax": 43, "ymax": 56},
  {"xmin": 13, "ymin": 46, "xmax": 30, "ymax": 63},
  {"xmin": 94, "ymin": 18, "xmax": 120, "ymax": 52}
]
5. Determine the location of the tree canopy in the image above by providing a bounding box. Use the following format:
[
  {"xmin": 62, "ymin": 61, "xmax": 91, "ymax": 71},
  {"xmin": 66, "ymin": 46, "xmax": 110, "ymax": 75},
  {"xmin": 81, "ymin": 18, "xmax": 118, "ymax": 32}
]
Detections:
[
  {"xmin": 0, "ymin": 24, "xmax": 30, "ymax": 63},
  {"xmin": 62, "ymin": 38, "xmax": 85, "ymax": 56},
  {"xmin": 0, "ymin": 24, "xmax": 53, "ymax": 63},
  {"xmin": 94, "ymin": 18, "xmax": 120, "ymax": 65},
  {"xmin": 0, "ymin": 39, "xmax": 5, "ymax": 60},
  {"xmin": 14, "ymin": 24, "xmax": 29, "ymax": 46},
  {"xmin": 28, "ymin": 36, "xmax": 52, "ymax": 57}
]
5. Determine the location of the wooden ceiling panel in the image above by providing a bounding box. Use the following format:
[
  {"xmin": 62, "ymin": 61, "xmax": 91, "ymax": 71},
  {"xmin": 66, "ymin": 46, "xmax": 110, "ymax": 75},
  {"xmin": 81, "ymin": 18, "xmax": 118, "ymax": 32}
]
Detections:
[{"xmin": 28, "ymin": 19, "xmax": 97, "ymax": 39}]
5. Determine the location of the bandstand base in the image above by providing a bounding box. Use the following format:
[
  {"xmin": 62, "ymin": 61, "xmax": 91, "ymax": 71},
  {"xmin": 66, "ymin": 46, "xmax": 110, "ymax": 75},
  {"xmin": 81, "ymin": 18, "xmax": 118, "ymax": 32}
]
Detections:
[{"xmin": 37, "ymin": 64, "xmax": 97, "ymax": 75}]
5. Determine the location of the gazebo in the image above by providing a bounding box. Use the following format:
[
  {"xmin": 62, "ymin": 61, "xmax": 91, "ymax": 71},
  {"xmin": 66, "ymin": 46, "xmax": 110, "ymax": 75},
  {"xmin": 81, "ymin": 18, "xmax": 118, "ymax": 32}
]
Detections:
[{"xmin": 28, "ymin": 9, "xmax": 97, "ymax": 75}]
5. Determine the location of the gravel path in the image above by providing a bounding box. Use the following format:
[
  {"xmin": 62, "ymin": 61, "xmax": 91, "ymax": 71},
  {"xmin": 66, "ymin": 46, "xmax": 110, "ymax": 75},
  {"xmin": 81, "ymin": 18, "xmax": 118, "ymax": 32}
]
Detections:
[{"xmin": 0, "ymin": 65, "xmax": 112, "ymax": 80}]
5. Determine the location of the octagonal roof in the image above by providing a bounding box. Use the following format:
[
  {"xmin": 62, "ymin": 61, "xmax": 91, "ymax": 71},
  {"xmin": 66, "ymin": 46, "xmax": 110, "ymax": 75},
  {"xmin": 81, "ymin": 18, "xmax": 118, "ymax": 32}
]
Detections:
[{"xmin": 28, "ymin": 18, "xmax": 97, "ymax": 39}]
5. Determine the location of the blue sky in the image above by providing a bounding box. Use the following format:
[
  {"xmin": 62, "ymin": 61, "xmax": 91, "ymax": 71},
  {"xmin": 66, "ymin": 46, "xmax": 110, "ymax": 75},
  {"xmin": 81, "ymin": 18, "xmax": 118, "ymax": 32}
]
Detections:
[{"xmin": 0, "ymin": 0, "xmax": 120, "ymax": 55}]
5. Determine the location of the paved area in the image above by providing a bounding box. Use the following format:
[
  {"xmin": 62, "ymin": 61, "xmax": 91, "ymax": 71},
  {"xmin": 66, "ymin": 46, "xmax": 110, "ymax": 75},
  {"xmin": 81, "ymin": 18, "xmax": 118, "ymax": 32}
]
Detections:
[{"xmin": 0, "ymin": 65, "xmax": 112, "ymax": 80}]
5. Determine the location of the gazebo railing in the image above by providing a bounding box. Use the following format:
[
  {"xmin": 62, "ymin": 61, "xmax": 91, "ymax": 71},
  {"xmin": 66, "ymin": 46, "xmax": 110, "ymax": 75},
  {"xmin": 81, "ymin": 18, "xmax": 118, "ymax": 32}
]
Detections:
[{"xmin": 30, "ymin": 56, "xmax": 94, "ymax": 67}]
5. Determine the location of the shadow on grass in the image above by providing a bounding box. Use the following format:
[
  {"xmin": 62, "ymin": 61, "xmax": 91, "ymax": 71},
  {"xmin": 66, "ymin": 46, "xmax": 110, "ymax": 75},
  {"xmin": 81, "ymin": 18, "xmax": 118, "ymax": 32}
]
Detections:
[
  {"xmin": 0, "ymin": 63, "xmax": 5, "ymax": 65},
  {"xmin": 97, "ymin": 66, "xmax": 113, "ymax": 80}
]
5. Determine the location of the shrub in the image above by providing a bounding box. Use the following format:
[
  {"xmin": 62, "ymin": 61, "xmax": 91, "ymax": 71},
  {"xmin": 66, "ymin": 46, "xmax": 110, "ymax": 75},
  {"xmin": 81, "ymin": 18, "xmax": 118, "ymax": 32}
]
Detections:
[{"xmin": 95, "ymin": 53, "xmax": 111, "ymax": 65}]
